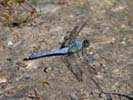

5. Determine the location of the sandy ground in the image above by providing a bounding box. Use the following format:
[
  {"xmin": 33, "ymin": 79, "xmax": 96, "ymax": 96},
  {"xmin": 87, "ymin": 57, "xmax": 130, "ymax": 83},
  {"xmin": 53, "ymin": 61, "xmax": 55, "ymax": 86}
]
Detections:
[{"xmin": 0, "ymin": 0, "xmax": 133, "ymax": 100}]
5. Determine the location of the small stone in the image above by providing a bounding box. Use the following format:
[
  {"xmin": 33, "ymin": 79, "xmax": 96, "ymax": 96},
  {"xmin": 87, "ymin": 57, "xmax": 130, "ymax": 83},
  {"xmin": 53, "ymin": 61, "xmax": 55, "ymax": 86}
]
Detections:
[
  {"xmin": 95, "ymin": 72, "xmax": 103, "ymax": 79},
  {"xmin": 7, "ymin": 41, "xmax": 13, "ymax": 46},
  {"xmin": 121, "ymin": 41, "xmax": 126, "ymax": 44},
  {"xmin": 0, "ymin": 77, "xmax": 7, "ymax": 83},
  {"xmin": 128, "ymin": 59, "xmax": 133, "ymax": 65},
  {"xmin": 121, "ymin": 24, "xmax": 126, "ymax": 28},
  {"xmin": 111, "ymin": 37, "xmax": 116, "ymax": 43},
  {"xmin": 70, "ymin": 94, "xmax": 79, "ymax": 100}
]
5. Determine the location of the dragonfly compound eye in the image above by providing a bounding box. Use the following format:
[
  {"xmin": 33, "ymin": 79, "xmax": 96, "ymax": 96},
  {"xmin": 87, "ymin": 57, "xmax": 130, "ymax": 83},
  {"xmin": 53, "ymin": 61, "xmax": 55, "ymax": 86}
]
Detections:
[{"xmin": 83, "ymin": 40, "xmax": 90, "ymax": 48}]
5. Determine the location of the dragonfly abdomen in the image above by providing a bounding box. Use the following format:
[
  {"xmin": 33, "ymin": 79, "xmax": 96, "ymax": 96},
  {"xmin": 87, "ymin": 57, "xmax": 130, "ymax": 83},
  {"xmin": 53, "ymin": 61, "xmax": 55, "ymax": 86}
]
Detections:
[{"xmin": 24, "ymin": 47, "xmax": 69, "ymax": 60}]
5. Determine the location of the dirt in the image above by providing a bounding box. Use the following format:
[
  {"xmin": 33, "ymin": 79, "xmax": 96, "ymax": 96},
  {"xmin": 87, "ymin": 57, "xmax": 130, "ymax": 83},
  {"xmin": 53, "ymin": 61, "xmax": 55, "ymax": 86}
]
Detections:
[{"xmin": 0, "ymin": 0, "xmax": 133, "ymax": 100}]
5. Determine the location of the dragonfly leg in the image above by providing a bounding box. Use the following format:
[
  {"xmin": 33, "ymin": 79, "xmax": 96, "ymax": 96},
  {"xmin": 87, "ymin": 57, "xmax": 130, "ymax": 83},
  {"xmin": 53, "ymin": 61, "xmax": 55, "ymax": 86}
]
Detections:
[
  {"xmin": 81, "ymin": 48, "xmax": 85, "ymax": 57},
  {"xmin": 76, "ymin": 51, "xmax": 83, "ymax": 62},
  {"xmin": 77, "ymin": 52, "xmax": 81, "ymax": 58}
]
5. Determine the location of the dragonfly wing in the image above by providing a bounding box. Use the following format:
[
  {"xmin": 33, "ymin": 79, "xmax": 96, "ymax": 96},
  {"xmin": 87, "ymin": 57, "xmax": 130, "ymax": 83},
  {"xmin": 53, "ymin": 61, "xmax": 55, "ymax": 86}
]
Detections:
[
  {"xmin": 64, "ymin": 54, "xmax": 83, "ymax": 82},
  {"xmin": 60, "ymin": 19, "xmax": 87, "ymax": 48},
  {"xmin": 61, "ymin": 20, "xmax": 87, "ymax": 81}
]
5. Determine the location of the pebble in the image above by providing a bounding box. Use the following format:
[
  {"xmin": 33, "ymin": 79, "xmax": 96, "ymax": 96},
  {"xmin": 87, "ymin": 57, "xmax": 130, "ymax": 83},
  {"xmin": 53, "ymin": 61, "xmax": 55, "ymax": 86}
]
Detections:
[
  {"xmin": 7, "ymin": 41, "xmax": 13, "ymax": 46},
  {"xmin": 0, "ymin": 77, "xmax": 7, "ymax": 83}
]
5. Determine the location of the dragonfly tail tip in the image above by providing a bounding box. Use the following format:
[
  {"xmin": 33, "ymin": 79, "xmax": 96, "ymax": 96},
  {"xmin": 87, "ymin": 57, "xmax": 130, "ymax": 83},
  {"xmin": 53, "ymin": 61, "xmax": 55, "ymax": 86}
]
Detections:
[{"xmin": 23, "ymin": 57, "xmax": 29, "ymax": 61}]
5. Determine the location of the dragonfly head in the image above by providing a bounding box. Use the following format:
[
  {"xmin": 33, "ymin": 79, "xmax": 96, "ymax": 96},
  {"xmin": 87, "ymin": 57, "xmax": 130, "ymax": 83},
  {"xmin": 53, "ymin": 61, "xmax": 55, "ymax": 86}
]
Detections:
[{"xmin": 83, "ymin": 39, "xmax": 90, "ymax": 48}]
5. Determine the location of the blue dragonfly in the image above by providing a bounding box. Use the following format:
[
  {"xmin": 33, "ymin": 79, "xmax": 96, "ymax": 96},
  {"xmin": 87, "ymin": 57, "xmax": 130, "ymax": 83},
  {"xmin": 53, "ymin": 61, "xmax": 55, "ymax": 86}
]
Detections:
[
  {"xmin": 24, "ymin": 40, "xmax": 89, "ymax": 60},
  {"xmin": 24, "ymin": 20, "xmax": 89, "ymax": 81}
]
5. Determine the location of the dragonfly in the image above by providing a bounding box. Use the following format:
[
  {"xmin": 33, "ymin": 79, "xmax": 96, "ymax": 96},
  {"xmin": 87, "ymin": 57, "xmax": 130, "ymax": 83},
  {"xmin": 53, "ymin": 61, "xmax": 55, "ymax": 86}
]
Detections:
[
  {"xmin": 24, "ymin": 40, "xmax": 89, "ymax": 60},
  {"xmin": 24, "ymin": 20, "xmax": 89, "ymax": 81}
]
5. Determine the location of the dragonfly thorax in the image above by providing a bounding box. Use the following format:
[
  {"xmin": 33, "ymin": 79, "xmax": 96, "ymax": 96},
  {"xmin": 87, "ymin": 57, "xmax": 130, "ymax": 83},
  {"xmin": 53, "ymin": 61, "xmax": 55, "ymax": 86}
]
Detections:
[{"xmin": 68, "ymin": 40, "xmax": 83, "ymax": 53}]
